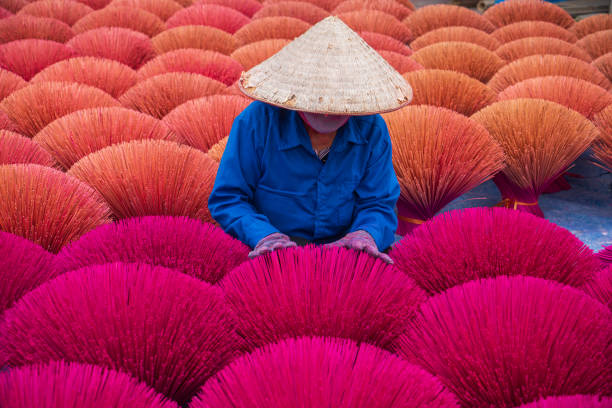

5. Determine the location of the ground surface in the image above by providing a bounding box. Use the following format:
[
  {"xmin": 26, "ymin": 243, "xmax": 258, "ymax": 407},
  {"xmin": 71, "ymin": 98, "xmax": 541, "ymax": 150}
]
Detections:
[{"xmin": 440, "ymin": 152, "xmax": 612, "ymax": 251}]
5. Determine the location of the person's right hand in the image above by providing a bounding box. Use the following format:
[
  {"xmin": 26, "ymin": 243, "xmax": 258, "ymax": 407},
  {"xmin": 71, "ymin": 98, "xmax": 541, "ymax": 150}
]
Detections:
[{"xmin": 248, "ymin": 233, "xmax": 297, "ymax": 258}]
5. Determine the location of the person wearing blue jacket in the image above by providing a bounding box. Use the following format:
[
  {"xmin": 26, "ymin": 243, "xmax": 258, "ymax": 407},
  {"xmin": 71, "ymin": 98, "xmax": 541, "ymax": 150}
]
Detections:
[{"xmin": 208, "ymin": 16, "xmax": 413, "ymax": 263}]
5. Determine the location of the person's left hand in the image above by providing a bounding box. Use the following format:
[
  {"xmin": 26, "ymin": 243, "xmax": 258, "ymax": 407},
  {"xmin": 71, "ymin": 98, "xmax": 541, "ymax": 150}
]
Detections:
[{"xmin": 326, "ymin": 230, "xmax": 393, "ymax": 264}]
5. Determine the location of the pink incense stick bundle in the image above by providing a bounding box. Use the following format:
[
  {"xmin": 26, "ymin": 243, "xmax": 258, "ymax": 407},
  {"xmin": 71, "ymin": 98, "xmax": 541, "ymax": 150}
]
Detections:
[
  {"xmin": 67, "ymin": 27, "xmax": 155, "ymax": 69},
  {"xmin": 0, "ymin": 231, "xmax": 57, "ymax": 315},
  {"xmin": 163, "ymin": 95, "xmax": 251, "ymax": 152},
  {"xmin": 599, "ymin": 245, "xmax": 612, "ymax": 265},
  {"xmin": 68, "ymin": 140, "xmax": 219, "ymax": 223},
  {"xmin": 220, "ymin": 246, "xmax": 426, "ymax": 350},
  {"xmin": 17, "ymin": 0, "xmax": 94, "ymax": 26},
  {"xmin": 0, "ymin": 262, "xmax": 244, "ymax": 404},
  {"xmin": 191, "ymin": 336, "xmax": 459, "ymax": 408},
  {"xmin": 0, "ymin": 164, "xmax": 111, "ymax": 253},
  {"xmin": 72, "ymin": 6, "xmax": 165, "ymax": 37},
  {"xmin": 390, "ymin": 208, "xmax": 600, "ymax": 295},
  {"xmin": 252, "ymin": 1, "xmax": 330, "ymax": 25},
  {"xmin": 137, "ymin": 49, "xmax": 243, "ymax": 85},
  {"xmin": 471, "ymin": 98, "xmax": 600, "ymax": 216},
  {"xmin": 0, "ymin": 39, "xmax": 74, "ymax": 80},
  {"xmin": 518, "ymin": 395, "xmax": 612, "ymax": 408},
  {"xmin": 397, "ymin": 276, "xmax": 611, "ymax": 407},
  {"xmin": 582, "ymin": 265, "xmax": 611, "ymax": 310},
  {"xmin": 0, "ymin": 67, "xmax": 26, "ymax": 101},
  {"xmin": 166, "ymin": 4, "xmax": 250, "ymax": 34},
  {"xmin": 152, "ymin": 25, "xmax": 239, "ymax": 56},
  {"xmin": 0, "ymin": 111, "xmax": 17, "ymax": 132},
  {"xmin": 403, "ymin": 4, "xmax": 494, "ymax": 37},
  {"xmin": 359, "ymin": 31, "xmax": 412, "ymax": 56},
  {"xmin": 0, "ymin": 130, "xmax": 56, "ymax": 167},
  {"xmin": 55, "ymin": 216, "xmax": 249, "ymax": 283},
  {"xmin": 30, "ymin": 57, "xmax": 137, "ymax": 99},
  {"xmin": 483, "ymin": 0, "xmax": 574, "ymax": 28},
  {"xmin": 34, "ymin": 106, "xmax": 178, "ymax": 170},
  {"xmin": 233, "ymin": 16, "xmax": 311, "ymax": 45},
  {"xmin": 383, "ymin": 105, "xmax": 504, "ymax": 234},
  {"xmin": 0, "ymin": 361, "xmax": 177, "ymax": 408},
  {"xmin": 377, "ymin": 50, "xmax": 422, "ymax": 74},
  {"xmin": 0, "ymin": 15, "xmax": 74, "ymax": 44}
]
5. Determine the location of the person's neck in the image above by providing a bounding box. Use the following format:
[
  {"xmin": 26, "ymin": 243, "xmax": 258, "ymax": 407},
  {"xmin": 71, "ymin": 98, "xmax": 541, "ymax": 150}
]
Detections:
[{"xmin": 306, "ymin": 126, "xmax": 336, "ymax": 152}]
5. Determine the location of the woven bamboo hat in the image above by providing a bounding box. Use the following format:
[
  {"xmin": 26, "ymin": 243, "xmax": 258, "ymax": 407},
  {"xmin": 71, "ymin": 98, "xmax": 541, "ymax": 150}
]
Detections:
[{"xmin": 238, "ymin": 16, "xmax": 413, "ymax": 115}]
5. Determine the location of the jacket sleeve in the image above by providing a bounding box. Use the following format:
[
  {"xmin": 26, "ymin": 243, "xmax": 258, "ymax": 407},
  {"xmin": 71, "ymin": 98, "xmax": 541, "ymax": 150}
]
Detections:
[
  {"xmin": 349, "ymin": 116, "xmax": 401, "ymax": 251},
  {"xmin": 207, "ymin": 106, "xmax": 280, "ymax": 248}
]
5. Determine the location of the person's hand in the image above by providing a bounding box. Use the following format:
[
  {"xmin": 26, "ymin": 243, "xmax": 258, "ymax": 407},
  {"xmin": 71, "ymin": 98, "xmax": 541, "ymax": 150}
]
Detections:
[
  {"xmin": 248, "ymin": 233, "xmax": 297, "ymax": 258},
  {"xmin": 326, "ymin": 230, "xmax": 393, "ymax": 264}
]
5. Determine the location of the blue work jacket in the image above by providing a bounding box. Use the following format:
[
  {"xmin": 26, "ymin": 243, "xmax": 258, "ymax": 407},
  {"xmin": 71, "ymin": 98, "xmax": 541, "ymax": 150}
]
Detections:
[{"xmin": 208, "ymin": 101, "xmax": 400, "ymax": 250}]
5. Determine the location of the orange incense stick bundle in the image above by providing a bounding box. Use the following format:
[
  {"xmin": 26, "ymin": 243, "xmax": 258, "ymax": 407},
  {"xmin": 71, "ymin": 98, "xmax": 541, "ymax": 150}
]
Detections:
[
  {"xmin": 488, "ymin": 54, "xmax": 611, "ymax": 92},
  {"xmin": 570, "ymin": 14, "xmax": 612, "ymax": 39},
  {"xmin": 483, "ymin": 0, "xmax": 574, "ymax": 29},
  {"xmin": 233, "ymin": 16, "xmax": 311, "ymax": 45},
  {"xmin": 404, "ymin": 4, "xmax": 494, "ymax": 38},
  {"xmin": 17, "ymin": 0, "xmax": 94, "ymax": 26},
  {"xmin": 108, "ymin": 0, "xmax": 182, "ymax": 21},
  {"xmin": 34, "ymin": 106, "xmax": 178, "ymax": 169},
  {"xmin": 498, "ymin": 75, "xmax": 612, "ymax": 119},
  {"xmin": 163, "ymin": 95, "xmax": 250, "ymax": 152},
  {"xmin": 411, "ymin": 26, "xmax": 501, "ymax": 51},
  {"xmin": 72, "ymin": 6, "xmax": 166, "ymax": 37},
  {"xmin": 492, "ymin": 21, "xmax": 577, "ymax": 44},
  {"xmin": 471, "ymin": 99, "xmax": 600, "ymax": 216},
  {"xmin": 68, "ymin": 139, "xmax": 219, "ymax": 223},
  {"xmin": 230, "ymin": 39, "xmax": 290, "ymax": 70},
  {"xmin": 0, "ymin": 15, "xmax": 74, "ymax": 44},
  {"xmin": 152, "ymin": 25, "xmax": 238, "ymax": 56},
  {"xmin": 496, "ymin": 37, "xmax": 592, "ymax": 63},
  {"xmin": 252, "ymin": 1, "xmax": 329, "ymax": 25},
  {"xmin": 67, "ymin": 27, "xmax": 155, "ymax": 69},
  {"xmin": 404, "ymin": 69, "xmax": 497, "ymax": 116},
  {"xmin": 383, "ymin": 105, "xmax": 504, "ymax": 234},
  {"xmin": 119, "ymin": 72, "xmax": 226, "ymax": 119},
  {"xmin": 412, "ymin": 41, "xmax": 505, "ymax": 82},
  {"xmin": 31, "ymin": 57, "xmax": 138, "ymax": 99},
  {"xmin": 593, "ymin": 105, "xmax": 612, "ymax": 172},
  {"xmin": 0, "ymin": 81, "xmax": 119, "ymax": 137}
]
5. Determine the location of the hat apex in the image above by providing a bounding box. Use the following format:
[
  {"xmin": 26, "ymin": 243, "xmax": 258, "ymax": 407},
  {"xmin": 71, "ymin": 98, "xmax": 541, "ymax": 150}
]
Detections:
[{"xmin": 239, "ymin": 16, "xmax": 412, "ymax": 115}]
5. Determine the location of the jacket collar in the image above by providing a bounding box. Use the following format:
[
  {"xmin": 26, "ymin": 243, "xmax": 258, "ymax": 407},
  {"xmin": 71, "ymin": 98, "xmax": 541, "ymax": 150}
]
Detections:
[{"xmin": 278, "ymin": 109, "xmax": 367, "ymax": 152}]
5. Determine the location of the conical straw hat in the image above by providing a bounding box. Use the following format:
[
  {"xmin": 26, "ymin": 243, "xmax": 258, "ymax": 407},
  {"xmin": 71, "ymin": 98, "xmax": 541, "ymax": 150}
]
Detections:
[{"xmin": 238, "ymin": 16, "xmax": 413, "ymax": 115}]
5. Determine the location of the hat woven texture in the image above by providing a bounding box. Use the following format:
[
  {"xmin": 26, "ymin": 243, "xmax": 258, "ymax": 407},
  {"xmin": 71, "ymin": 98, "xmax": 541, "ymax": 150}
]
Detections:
[{"xmin": 239, "ymin": 16, "xmax": 413, "ymax": 115}]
